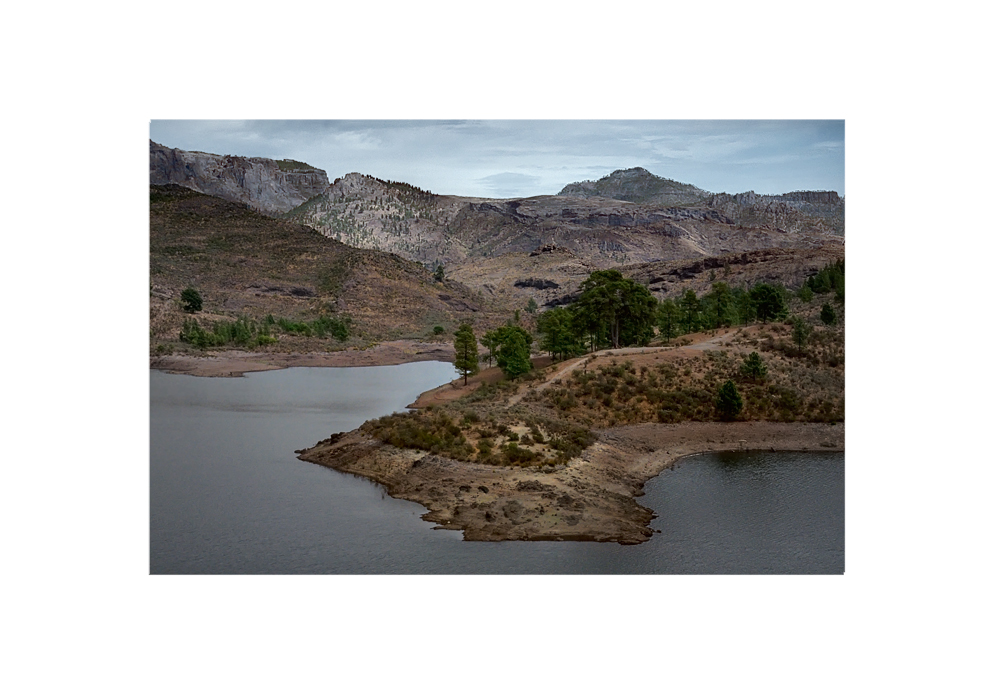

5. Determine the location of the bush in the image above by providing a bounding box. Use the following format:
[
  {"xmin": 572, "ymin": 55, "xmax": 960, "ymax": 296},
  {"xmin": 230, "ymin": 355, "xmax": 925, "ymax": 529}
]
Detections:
[
  {"xmin": 716, "ymin": 380, "xmax": 744, "ymax": 420},
  {"xmin": 433, "ymin": 326, "xmax": 445, "ymax": 335},
  {"xmin": 740, "ymin": 351, "xmax": 768, "ymax": 381},
  {"xmin": 180, "ymin": 287, "xmax": 202, "ymax": 313},
  {"xmin": 791, "ymin": 316, "xmax": 813, "ymax": 350},
  {"xmin": 820, "ymin": 303, "xmax": 836, "ymax": 325}
]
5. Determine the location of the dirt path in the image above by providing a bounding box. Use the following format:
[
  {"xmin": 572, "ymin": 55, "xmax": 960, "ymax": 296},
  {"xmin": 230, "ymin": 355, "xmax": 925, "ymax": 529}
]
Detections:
[{"xmin": 506, "ymin": 329, "xmax": 737, "ymax": 406}]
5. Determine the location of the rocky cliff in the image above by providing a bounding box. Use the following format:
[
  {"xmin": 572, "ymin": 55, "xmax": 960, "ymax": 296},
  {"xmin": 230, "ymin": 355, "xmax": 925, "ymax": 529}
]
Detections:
[
  {"xmin": 149, "ymin": 141, "xmax": 329, "ymax": 215},
  {"xmin": 285, "ymin": 170, "xmax": 842, "ymax": 271},
  {"xmin": 558, "ymin": 167, "xmax": 709, "ymax": 206},
  {"xmin": 560, "ymin": 168, "xmax": 844, "ymax": 237},
  {"xmin": 706, "ymin": 191, "xmax": 844, "ymax": 236},
  {"xmin": 150, "ymin": 142, "xmax": 844, "ymax": 304}
]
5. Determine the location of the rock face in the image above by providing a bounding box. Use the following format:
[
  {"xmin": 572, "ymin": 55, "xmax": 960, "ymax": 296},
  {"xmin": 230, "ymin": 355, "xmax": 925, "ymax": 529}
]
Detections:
[
  {"xmin": 149, "ymin": 141, "xmax": 328, "ymax": 214},
  {"xmin": 151, "ymin": 141, "xmax": 844, "ymax": 306},
  {"xmin": 558, "ymin": 167, "xmax": 710, "ymax": 206},
  {"xmin": 706, "ymin": 191, "xmax": 845, "ymax": 237},
  {"xmin": 559, "ymin": 168, "xmax": 844, "ymax": 237}
]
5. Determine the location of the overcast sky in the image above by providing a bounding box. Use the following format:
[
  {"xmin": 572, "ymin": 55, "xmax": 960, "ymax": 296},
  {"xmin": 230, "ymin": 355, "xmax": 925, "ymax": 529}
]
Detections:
[{"xmin": 150, "ymin": 120, "xmax": 844, "ymax": 199}]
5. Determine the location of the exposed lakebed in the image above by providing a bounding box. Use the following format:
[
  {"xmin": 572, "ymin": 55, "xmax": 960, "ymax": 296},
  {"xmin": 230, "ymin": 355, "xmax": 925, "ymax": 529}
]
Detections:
[{"xmin": 150, "ymin": 363, "xmax": 843, "ymax": 574}]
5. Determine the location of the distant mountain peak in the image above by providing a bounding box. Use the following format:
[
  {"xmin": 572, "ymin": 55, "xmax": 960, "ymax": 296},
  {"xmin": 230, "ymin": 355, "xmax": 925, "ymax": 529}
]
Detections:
[{"xmin": 558, "ymin": 168, "xmax": 708, "ymax": 205}]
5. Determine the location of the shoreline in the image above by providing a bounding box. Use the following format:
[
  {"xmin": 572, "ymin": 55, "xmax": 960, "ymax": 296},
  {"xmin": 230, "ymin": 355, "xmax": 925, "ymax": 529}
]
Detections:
[
  {"xmin": 297, "ymin": 420, "xmax": 844, "ymax": 545},
  {"xmin": 153, "ymin": 340, "xmax": 844, "ymax": 545},
  {"xmin": 149, "ymin": 340, "xmax": 455, "ymax": 377}
]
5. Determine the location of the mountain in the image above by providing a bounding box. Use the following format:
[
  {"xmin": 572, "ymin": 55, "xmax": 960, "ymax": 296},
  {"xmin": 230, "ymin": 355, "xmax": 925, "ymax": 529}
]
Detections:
[
  {"xmin": 560, "ymin": 168, "xmax": 844, "ymax": 237},
  {"xmin": 704, "ymin": 191, "xmax": 844, "ymax": 237},
  {"xmin": 283, "ymin": 172, "xmax": 840, "ymax": 270},
  {"xmin": 558, "ymin": 167, "xmax": 710, "ymax": 206},
  {"xmin": 149, "ymin": 184, "xmax": 502, "ymax": 350},
  {"xmin": 150, "ymin": 142, "xmax": 844, "ymax": 307},
  {"xmin": 149, "ymin": 140, "xmax": 329, "ymax": 214},
  {"xmin": 448, "ymin": 241, "xmax": 846, "ymax": 310}
]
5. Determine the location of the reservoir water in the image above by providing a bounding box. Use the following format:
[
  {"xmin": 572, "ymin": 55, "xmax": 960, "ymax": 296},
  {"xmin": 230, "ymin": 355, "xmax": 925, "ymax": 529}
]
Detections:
[{"xmin": 150, "ymin": 364, "xmax": 844, "ymax": 574}]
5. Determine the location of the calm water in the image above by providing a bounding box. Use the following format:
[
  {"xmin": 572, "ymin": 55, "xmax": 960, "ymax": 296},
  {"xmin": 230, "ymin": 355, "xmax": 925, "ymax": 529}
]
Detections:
[{"xmin": 150, "ymin": 364, "xmax": 844, "ymax": 574}]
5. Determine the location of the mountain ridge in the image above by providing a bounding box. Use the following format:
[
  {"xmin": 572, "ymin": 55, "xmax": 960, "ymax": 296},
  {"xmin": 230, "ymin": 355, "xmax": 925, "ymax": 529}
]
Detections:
[
  {"xmin": 149, "ymin": 141, "xmax": 844, "ymax": 285},
  {"xmin": 149, "ymin": 140, "xmax": 329, "ymax": 215}
]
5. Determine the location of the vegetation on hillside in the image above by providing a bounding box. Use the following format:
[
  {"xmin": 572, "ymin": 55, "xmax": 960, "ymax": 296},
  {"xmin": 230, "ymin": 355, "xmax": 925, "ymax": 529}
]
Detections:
[
  {"xmin": 178, "ymin": 314, "xmax": 350, "ymax": 349},
  {"xmin": 150, "ymin": 184, "xmax": 498, "ymax": 351},
  {"xmin": 353, "ymin": 260, "xmax": 844, "ymax": 469},
  {"xmin": 276, "ymin": 159, "xmax": 321, "ymax": 172},
  {"xmin": 362, "ymin": 407, "xmax": 596, "ymax": 468}
]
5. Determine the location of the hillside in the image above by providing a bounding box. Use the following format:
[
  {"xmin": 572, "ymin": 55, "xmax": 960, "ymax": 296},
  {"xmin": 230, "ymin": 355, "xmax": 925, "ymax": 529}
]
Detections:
[
  {"xmin": 149, "ymin": 185, "xmax": 507, "ymax": 354},
  {"xmin": 448, "ymin": 241, "xmax": 845, "ymax": 311},
  {"xmin": 284, "ymin": 172, "xmax": 841, "ymax": 270},
  {"xmin": 558, "ymin": 166, "xmax": 710, "ymax": 205},
  {"xmin": 151, "ymin": 142, "xmax": 844, "ymax": 313},
  {"xmin": 149, "ymin": 140, "xmax": 329, "ymax": 214},
  {"xmin": 561, "ymin": 168, "xmax": 844, "ymax": 237}
]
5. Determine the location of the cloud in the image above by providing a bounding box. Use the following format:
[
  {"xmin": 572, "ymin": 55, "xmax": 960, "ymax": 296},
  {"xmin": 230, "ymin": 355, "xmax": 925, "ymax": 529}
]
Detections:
[
  {"xmin": 476, "ymin": 172, "xmax": 543, "ymax": 198},
  {"xmin": 149, "ymin": 120, "xmax": 845, "ymax": 197}
]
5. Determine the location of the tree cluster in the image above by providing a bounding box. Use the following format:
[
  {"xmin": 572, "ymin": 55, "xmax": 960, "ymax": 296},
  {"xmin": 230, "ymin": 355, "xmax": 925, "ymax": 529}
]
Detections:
[
  {"xmin": 534, "ymin": 273, "xmax": 794, "ymax": 360},
  {"xmin": 465, "ymin": 325, "xmax": 535, "ymax": 381}
]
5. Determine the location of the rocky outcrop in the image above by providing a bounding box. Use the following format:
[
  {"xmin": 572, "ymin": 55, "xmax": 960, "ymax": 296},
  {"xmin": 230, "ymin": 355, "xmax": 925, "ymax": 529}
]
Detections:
[
  {"xmin": 706, "ymin": 191, "xmax": 844, "ymax": 236},
  {"xmin": 530, "ymin": 244, "xmax": 572, "ymax": 256},
  {"xmin": 149, "ymin": 141, "xmax": 328, "ymax": 214},
  {"xmin": 514, "ymin": 278, "xmax": 560, "ymax": 289},
  {"xmin": 558, "ymin": 167, "xmax": 709, "ymax": 206}
]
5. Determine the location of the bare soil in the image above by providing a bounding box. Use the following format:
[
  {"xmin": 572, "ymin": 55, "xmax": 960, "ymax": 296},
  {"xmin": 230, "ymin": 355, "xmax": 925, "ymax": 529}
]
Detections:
[
  {"xmin": 297, "ymin": 421, "xmax": 843, "ymax": 544},
  {"xmin": 150, "ymin": 340, "xmax": 455, "ymax": 378}
]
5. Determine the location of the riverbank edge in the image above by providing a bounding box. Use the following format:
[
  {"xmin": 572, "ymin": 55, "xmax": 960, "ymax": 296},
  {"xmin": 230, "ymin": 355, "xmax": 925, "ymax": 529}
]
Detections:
[
  {"xmin": 296, "ymin": 421, "xmax": 844, "ymax": 545},
  {"xmin": 149, "ymin": 340, "xmax": 455, "ymax": 377}
]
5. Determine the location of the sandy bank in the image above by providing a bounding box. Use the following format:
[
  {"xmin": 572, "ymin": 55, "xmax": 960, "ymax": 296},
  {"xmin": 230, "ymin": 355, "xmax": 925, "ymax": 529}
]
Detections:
[
  {"xmin": 150, "ymin": 340, "xmax": 455, "ymax": 377},
  {"xmin": 296, "ymin": 420, "xmax": 844, "ymax": 545}
]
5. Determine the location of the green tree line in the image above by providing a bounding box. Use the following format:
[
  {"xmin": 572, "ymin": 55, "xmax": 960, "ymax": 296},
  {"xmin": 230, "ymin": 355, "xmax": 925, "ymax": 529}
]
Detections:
[{"xmin": 454, "ymin": 260, "xmax": 843, "ymax": 385}]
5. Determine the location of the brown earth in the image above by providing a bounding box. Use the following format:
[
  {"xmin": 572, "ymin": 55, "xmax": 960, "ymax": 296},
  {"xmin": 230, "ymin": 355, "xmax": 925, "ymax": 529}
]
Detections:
[
  {"xmin": 296, "ymin": 421, "xmax": 843, "ymax": 544},
  {"xmin": 406, "ymin": 356, "xmax": 555, "ymax": 408},
  {"xmin": 150, "ymin": 340, "xmax": 455, "ymax": 378},
  {"xmin": 295, "ymin": 313, "xmax": 844, "ymax": 545},
  {"xmin": 149, "ymin": 184, "xmax": 509, "ymax": 356}
]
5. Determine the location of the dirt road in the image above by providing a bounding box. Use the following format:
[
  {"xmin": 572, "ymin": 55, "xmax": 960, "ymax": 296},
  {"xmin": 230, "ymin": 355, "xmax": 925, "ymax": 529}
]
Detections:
[{"xmin": 506, "ymin": 330, "xmax": 738, "ymax": 405}]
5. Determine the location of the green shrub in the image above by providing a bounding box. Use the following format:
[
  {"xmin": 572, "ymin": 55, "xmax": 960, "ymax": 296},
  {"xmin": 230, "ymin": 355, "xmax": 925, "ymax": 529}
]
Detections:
[
  {"xmin": 716, "ymin": 380, "xmax": 744, "ymax": 420},
  {"xmin": 180, "ymin": 287, "xmax": 202, "ymax": 313},
  {"xmin": 740, "ymin": 352, "xmax": 768, "ymax": 381}
]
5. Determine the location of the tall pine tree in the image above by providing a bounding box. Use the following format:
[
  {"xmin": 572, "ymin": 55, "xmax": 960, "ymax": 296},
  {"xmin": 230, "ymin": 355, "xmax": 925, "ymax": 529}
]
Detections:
[{"xmin": 453, "ymin": 324, "xmax": 480, "ymax": 385}]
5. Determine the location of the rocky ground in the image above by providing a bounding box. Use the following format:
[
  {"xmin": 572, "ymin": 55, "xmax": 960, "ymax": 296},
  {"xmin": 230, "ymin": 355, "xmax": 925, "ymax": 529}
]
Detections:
[
  {"xmin": 295, "ymin": 318, "xmax": 844, "ymax": 544},
  {"xmin": 150, "ymin": 340, "xmax": 455, "ymax": 377},
  {"xmin": 297, "ymin": 421, "xmax": 843, "ymax": 544}
]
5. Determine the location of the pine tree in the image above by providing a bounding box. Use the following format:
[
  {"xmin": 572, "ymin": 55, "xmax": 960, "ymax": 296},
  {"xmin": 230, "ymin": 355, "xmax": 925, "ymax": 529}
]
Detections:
[
  {"xmin": 716, "ymin": 380, "xmax": 744, "ymax": 420},
  {"xmin": 740, "ymin": 351, "xmax": 768, "ymax": 381},
  {"xmin": 680, "ymin": 289, "xmax": 701, "ymax": 334},
  {"xmin": 658, "ymin": 298, "xmax": 680, "ymax": 341},
  {"xmin": 453, "ymin": 324, "xmax": 480, "ymax": 385},
  {"xmin": 495, "ymin": 326, "xmax": 532, "ymax": 379},
  {"xmin": 791, "ymin": 316, "xmax": 813, "ymax": 351}
]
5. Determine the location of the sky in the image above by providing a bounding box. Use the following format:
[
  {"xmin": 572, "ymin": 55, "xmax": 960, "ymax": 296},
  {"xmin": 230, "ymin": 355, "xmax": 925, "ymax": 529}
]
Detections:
[{"xmin": 149, "ymin": 120, "xmax": 844, "ymax": 199}]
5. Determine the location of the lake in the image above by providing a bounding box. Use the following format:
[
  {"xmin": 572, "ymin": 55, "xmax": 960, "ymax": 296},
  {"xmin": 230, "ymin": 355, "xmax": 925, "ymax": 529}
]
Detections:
[{"xmin": 150, "ymin": 363, "xmax": 844, "ymax": 574}]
